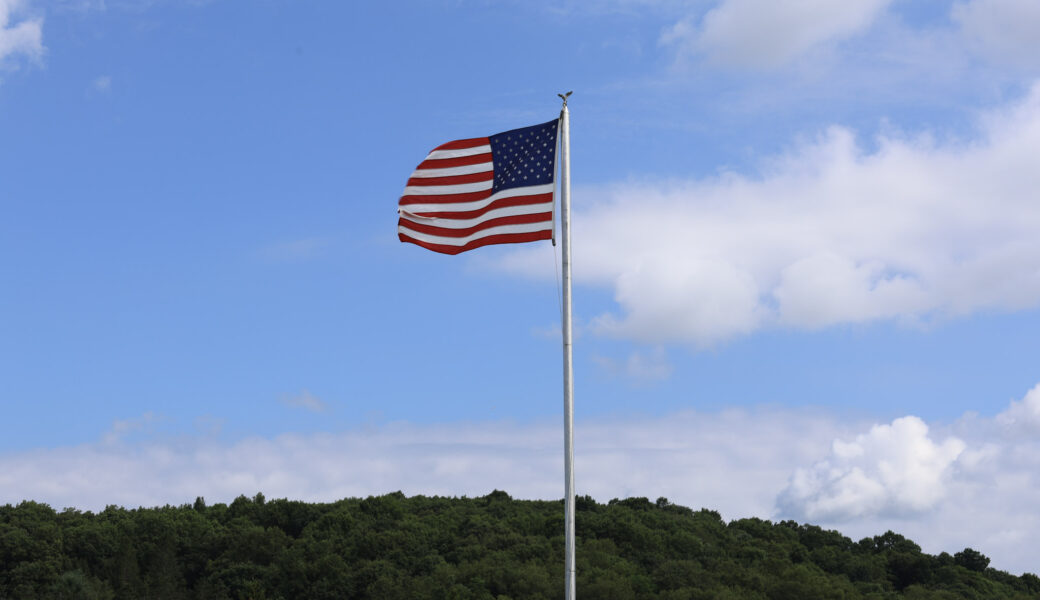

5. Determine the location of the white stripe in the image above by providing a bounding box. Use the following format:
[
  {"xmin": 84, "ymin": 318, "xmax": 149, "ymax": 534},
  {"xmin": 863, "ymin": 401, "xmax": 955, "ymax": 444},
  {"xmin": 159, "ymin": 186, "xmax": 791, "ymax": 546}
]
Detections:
[
  {"xmin": 409, "ymin": 162, "xmax": 492, "ymax": 178},
  {"xmin": 425, "ymin": 144, "xmax": 491, "ymax": 160},
  {"xmin": 399, "ymin": 201, "xmax": 553, "ymax": 229},
  {"xmin": 400, "ymin": 183, "xmax": 554, "ymax": 213},
  {"xmin": 398, "ymin": 221, "xmax": 552, "ymax": 247},
  {"xmin": 401, "ymin": 180, "xmax": 493, "ymax": 195}
]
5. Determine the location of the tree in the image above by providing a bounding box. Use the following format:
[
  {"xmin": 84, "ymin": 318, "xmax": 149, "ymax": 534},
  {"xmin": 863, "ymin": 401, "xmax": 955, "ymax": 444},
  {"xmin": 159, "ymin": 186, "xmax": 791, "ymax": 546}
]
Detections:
[{"xmin": 953, "ymin": 547, "xmax": 990, "ymax": 572}]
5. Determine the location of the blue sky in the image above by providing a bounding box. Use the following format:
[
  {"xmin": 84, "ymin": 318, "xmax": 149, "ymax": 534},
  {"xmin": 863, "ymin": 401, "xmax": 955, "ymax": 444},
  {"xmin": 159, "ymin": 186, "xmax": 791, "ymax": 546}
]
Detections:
[{"xmin": 3, "ymin": 0, "xmax": 1040, "ymax": 574}]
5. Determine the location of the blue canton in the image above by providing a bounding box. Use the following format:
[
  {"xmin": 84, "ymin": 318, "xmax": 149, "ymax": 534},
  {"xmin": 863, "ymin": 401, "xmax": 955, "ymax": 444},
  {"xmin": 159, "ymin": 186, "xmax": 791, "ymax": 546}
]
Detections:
[{"xmin": 489, "ymin": 119, "xmax": 558, "ymax": 193}]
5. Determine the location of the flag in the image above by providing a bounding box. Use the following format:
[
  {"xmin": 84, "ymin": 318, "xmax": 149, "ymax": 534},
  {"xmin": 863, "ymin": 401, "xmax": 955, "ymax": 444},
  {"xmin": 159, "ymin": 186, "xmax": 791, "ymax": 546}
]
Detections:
[{"xmin": 398, "ymin": 119, "xmax": 559, "ymax": 255}]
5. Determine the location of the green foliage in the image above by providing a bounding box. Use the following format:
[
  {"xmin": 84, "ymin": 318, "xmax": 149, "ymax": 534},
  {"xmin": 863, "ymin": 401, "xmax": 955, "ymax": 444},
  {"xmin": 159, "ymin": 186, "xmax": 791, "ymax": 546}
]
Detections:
[
  {"xmin": 953, "ymin": 548, "xmax": 990, "ymax": 573},
  {"xmin": 0, "ymin": 492, "xmax": 1033, "ymax": 598}
]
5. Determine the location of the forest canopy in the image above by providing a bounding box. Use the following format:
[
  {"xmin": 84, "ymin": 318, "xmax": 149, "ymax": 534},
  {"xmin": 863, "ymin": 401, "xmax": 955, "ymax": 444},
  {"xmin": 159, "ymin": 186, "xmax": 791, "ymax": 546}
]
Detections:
[{"xmin": 1, "ymin": 491, "xmax": 1036, "ymax": 599}]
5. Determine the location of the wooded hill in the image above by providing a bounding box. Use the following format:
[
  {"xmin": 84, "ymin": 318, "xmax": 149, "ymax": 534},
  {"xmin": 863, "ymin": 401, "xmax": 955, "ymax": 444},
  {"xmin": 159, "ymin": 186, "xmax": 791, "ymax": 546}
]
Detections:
[{"xmin": 1, "ymin": 491, "xmax": 1036, "ymax": 599}]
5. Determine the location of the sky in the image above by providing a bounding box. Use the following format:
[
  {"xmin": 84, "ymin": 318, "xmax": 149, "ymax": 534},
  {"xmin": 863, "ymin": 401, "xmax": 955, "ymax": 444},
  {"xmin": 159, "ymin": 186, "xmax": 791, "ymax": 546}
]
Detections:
[{"xmin": 2, "ymin": 0, "xmax": 1040, "ymax": 575}]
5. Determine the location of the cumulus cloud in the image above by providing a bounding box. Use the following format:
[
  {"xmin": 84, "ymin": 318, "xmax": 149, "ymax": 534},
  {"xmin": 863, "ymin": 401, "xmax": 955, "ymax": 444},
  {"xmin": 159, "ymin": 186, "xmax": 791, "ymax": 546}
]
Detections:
[
  {"xmin": 994, "ymin": 382, "xmax": 1040, "ymax": 434},
  {"xmin": 953, "ymin": 0, "xmax": 1040, "ymax": 70},
  {"xmin": 777, "ymin": 416, "xmax": 965, "ymax": 521},
  {"xmin": 775, "ymin": 384, "xmax": 1040, "ymax": 575},
  {"xmin": 5, "ymin": 385, "xmax": 1040, "ymax": 573},
  {"xmin": 662, "ymin": 0, "xmax": 893, "ymax": 68},
  {"xmin": 0, "ymin": 0, "xmax": 43, "ymax": 68},
  {"xmin": 499, "ymin": 84, "xmax": 1040, "ymax": 346}
]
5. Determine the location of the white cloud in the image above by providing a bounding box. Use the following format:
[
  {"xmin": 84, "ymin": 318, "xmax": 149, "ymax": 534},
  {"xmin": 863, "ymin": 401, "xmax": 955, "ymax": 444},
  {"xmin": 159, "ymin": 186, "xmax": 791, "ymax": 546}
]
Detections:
[
  {"xmin": 592, "ymin": 347, "xmax": 673, "ymax": 381},
  {"xmin": 4, "ymin": 386, "xmax": 1040, "ymax": 574},
  {"xmin": 953, "ymin": 0, "xmax": 1040, "ymax": 70},
  {"xmin": 280, "ymin": 389, "xmax": 328, "ymax": 413},
  {"xmin": 499, "ymin": 84, "xmax": 1040, "ymax": 346},
  {"xmin": 662, "ymin": 0, "xmax": 893, "ymax": 68},
  {"xmin": 592, "ymin": 257, "xmax": 763, "ymax": 345},
  {"xmin": 0, "ymin": 0, "xmax": 43, "ymax": 68},
  {"xmin": 91, "ymin": 74, "xmax": 111, "ymax": 92},
  {"xmin": 994, "ymin": 382, "xmax": 1040, "ymax": 434},
  {"xmin": 777, "ymin": 416, "xmax": 966, "ymax": 521},
  {"xmin": 0, "ymin": 407, "xmax": 843, "ymax": 521},
  {"xmin": 775, "ymin": 384, "xmax": 1040, "ymax": 575},
  {"xmin": 101, "ymin": 412, "xmax": 170, "ymax": 444}
]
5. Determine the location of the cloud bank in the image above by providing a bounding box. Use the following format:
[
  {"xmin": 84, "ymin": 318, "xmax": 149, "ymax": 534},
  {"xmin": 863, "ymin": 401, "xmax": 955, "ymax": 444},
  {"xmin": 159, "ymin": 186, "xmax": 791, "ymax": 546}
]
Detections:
[
  {"xmin": 3, "ymin": 384, "xmax": 1040, "ymax": 574},
  {"xmin": 0, "ymin": 408, "xmax": 840, "ymax": 519},
  {"xmin": 499, "ymin": 84, "xmax": 1040, "ymax": 347}
]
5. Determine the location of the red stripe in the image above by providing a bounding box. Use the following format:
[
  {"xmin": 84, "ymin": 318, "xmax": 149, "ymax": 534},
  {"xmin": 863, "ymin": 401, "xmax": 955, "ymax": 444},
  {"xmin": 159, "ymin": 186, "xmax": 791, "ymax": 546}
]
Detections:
[
  {"xmin": 399, "ymin": 229, "xmax": 552, "ymax": 255},
  {"xmin": 399, "ymin": 189, "xmax": 493, "ymax": 206},
  {"xmin": 407, "ymin": 193, "xmax": 553, "ymax": 220},
  {"xmin": 406, "ymin": 171, "xmax": 494, "ymax": 187},
  {"xmin": 432, "ymin": 137, "xmax": 490, "ymax": 151},
  {"xmin": 416, "ymin": 153, "xmax": 493, "ymax": 170},
  {"xmin": 398, "ymin": 212, "xmax": 552, "ymax": 239}
]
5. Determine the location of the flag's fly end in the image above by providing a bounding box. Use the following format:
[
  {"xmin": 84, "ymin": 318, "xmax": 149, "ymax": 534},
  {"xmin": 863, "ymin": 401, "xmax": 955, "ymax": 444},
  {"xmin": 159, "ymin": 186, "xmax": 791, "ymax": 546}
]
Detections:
[{"xmin": 397, "ymin": 119, "xmax": 560, "ymax": 255}]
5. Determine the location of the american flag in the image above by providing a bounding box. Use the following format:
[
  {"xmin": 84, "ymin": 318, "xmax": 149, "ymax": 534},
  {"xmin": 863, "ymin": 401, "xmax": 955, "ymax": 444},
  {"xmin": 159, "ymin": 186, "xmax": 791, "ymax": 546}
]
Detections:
[{"xmin": 398, "ymin": 119, "xmax": 559, "ymax": 255}]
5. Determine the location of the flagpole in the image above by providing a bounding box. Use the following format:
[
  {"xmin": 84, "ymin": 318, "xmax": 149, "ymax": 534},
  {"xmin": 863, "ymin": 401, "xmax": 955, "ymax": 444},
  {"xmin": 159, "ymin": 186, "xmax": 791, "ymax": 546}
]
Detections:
[{"xmin": 558, "ymin": 91, "xmax": 576, "ymax": 600}]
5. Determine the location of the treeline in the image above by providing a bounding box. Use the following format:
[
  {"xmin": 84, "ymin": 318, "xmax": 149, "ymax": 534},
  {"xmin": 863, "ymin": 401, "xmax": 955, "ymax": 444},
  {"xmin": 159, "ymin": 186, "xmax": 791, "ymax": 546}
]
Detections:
[{"xmin": 1, "ymin": 491, "xmax": 1037, "ymax": 599}]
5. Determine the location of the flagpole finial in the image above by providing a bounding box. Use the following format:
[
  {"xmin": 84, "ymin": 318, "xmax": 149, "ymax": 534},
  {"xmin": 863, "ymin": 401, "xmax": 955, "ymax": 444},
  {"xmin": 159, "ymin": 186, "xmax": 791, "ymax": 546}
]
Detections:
[{"xmin": 558, "ymin": 91, "xmax": 573, "ymax": 106}]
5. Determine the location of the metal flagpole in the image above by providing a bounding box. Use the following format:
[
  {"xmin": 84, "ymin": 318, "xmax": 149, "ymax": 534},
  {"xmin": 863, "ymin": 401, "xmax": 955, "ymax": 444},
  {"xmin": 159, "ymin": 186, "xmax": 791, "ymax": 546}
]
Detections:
[{"xmin": 557, "ymin": 91, "xmax": 576, "ymax": 600}]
